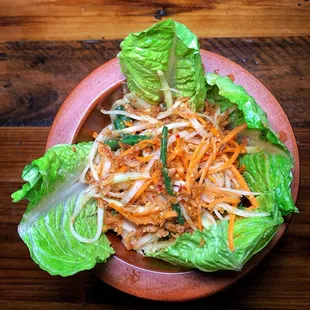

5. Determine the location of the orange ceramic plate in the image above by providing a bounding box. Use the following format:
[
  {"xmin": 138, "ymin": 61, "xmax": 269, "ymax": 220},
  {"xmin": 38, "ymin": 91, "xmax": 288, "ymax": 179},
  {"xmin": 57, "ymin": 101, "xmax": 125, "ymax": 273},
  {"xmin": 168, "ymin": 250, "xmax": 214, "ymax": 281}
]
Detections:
[{"xmin": 46, "ymin": 50, "xmax": 300, "ymax": 301}]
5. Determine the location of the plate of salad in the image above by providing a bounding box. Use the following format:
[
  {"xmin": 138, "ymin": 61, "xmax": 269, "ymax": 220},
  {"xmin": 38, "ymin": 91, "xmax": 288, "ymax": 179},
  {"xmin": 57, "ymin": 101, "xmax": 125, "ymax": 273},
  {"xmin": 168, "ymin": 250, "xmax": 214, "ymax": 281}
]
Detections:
[{"xmin": 12, "ymin": 19, "xmax": 299, "ymax": 301}]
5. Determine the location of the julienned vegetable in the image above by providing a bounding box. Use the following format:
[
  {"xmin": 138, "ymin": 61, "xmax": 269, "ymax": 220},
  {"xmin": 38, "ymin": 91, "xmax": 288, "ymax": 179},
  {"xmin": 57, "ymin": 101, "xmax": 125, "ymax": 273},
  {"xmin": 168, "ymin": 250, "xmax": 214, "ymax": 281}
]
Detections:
[
  {"xmin": 160, "ymin": 126, "xmax": 184, "ymax": 224},
  {"xmin": 12, "ymin": 19, "xmax": 297, "ymax": 277}
]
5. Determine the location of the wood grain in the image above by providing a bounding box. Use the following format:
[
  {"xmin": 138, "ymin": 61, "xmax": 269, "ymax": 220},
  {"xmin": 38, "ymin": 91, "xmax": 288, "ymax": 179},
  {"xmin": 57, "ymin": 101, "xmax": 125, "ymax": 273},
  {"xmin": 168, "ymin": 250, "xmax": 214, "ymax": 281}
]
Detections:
[
  {"xmin": 0, "ymin": 0, "xmax": 310, "ymax": 41},
  {"xmin": 0, "ymin": 125, "xmax": 309, "ymax": 309},
  {"xmin": 1, "ymin": 37, "xmax": 309, "ymax": 127}
]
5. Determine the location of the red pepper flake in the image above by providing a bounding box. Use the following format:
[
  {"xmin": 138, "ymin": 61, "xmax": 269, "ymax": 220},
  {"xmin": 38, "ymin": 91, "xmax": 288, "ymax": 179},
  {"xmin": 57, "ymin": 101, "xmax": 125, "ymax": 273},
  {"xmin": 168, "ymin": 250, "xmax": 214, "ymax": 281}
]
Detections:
[
  {"xmin": 176, "ymin": 134, "xmax": 180, "ymax": 139},
  {"xmin": 227, "ymin": 74, "xmax": 235, "ymax": 81}
]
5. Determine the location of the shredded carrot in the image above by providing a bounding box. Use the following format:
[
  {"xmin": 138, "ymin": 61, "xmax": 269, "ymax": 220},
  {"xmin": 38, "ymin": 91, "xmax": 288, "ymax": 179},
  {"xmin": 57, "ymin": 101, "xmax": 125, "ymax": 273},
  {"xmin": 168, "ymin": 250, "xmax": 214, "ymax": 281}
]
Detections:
[
  {"xmin": 207, "ymin": 175, "xmax": 217, "ymax": 184},
  {"xmin": 224, "ymin": 147, "xmax": 246, "ymax": 154},
  {"xmin": 118, "ymin": 165, "xmax": 128, "ymax": 173},
  {"xmin": 175, "ymin": 160, "xmax": 185, "ymax": 179},
  {"xmin": 151, "ymin": 169, "xmax": 161, "ymax": 184},
  {"xmin": 130, "ymin": 179, "xmax": 153, "ymax": 204},
  {"xmin": 230, "ymin": 165, "xmax": 259, "ymax": 209},
  {"xmin": 96, "ymin": 160, "xmax": 104, "ymax": 177},
  {"xmin": 199, "ymin": 153, "xmax": 214, "ymax": 185},
  {"xmin": 120, "ymin": 147, "xmax": 136, "ymax": 157},
  {"xmin": 124, "ymin": 121, "xmax": 133, "ymax": 127},
  {"xmin": 197, "ymin": 211, "xmax": 203, "ymax": 231},
  {"xmin": 222, "ymin": 123, "xmax": 247, "ymax": 144},
  {"xmin": 186, "ymin": 140, "xmax": 209, "ymax": 192},
  {"xmin": 208, "ymin": 145, "xmax": 241, "ymax": 174},
  {"xmin": 209, "ymin": 127, "xmax": 219, "ymax": 136},
  {"xmin": 163, "ymin": 210, "xmax": 178, "ymax": 219},
  {"xmin": 137, "ymin": 155, "xmax": 153, "ymax": 162},
  {"xmin": 167, "ymin": 152, "xmax": 177, "ymax": 163},
  {"xmin": 228, "ymin": 214, "xmax": 236, "ymax": 251},
  {"xmin": 227, "ymin": 140, "xmax": 240, "ymax": 148},
  {"xmin": 223, "ymin": 147, "xmax": 238, "ymax": 153},
  {"xmin": 182, "ymin": 154, "xmax": 189, "ymax": 171},
  {"xmin": 197, "ymin": 116, "xmax": 208, "ymax": 126},
  {"xmin": 207, "ymin": 197, "xmax": 240, "ymax": 209},
  {"xmin": 134, "ymin": 206, "xmax": 164, "ymax": 217}
]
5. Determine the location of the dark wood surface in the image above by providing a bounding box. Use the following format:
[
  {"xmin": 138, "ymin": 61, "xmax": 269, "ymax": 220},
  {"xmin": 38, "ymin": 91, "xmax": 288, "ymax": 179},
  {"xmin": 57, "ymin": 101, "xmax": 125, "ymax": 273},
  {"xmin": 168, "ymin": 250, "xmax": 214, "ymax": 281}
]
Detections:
[
  {"xmin": 1, "ymin": 37, "xmax": 309, "ymax": 127},
  {"xmin": 0, "ymin": 37, "xmax": 310, "ymax": 309},
  {"xmin": 0, "ymin": 0, "xmax": 309, "ymax": 41}
]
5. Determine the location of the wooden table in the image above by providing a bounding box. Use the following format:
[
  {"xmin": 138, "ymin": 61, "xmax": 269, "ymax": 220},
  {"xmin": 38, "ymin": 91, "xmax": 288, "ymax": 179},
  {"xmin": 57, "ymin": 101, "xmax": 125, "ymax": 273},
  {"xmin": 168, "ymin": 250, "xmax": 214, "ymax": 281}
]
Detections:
[{"xmin": 1, "ymin": 1, "xmax": 309, "ymax": 309}]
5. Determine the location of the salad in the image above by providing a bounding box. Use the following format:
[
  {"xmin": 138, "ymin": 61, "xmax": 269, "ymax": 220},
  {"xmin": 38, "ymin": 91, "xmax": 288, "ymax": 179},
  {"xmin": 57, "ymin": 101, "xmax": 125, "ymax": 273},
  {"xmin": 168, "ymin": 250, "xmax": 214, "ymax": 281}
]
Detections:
[{"xmin": 12, "ymin": 19, "xmax": 297, "ymax": 276}]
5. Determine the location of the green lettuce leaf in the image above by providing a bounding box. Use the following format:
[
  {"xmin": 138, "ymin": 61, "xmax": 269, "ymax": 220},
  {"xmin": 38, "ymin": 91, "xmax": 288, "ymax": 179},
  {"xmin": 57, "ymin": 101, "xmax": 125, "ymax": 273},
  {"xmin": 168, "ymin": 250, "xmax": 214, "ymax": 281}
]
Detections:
[
  {"xmin": 240, "ymin": 152, "xmax": 297, "ymax": 216},
  {"xmin": 147, "ymin": 199, "xmax": 283, "ymax": 271},
  {"xmin": 22, "ymin": 193, "xmax": 114, "ymax": 276},
  {"xmin": 205, "ymin": 72, "xmax": 288, "ymax": 153},
  {"xmin": 12, "ymin": 143, "xmax": 92, "ymax": 211},
  {"xmin": 13, "ymin": 143, "xmax": 114, "ymax": 276},
  {"xmin": 118, "ymin": 19, "xmax": 206, "ymax": 110}
]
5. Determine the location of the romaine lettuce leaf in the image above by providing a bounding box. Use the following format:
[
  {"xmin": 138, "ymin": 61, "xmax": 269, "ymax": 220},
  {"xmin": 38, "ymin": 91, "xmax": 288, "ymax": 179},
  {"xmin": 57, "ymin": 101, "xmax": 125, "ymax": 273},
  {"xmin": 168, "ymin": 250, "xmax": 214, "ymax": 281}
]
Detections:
[
  {"xmin": 12, "ymin": 143, "xmax": 92, "ymax": 211},
  {"xmin": 240, "ymin": 152, "xmax": 297, "ymax": 216},
  {"xmin": 22, "ymin": 191, "xmax": 114, "ymax": 276},
  {"xmin": 118, "ymin": 19, "xmax": 206, "ymax": 110},
  {"xmin": 12, "ymin": 143, "xmax": 114, "ymax": 276},
  {"xmin": 205, "ymin": 72, "xmax": 288, "ymax": 153},
  {"xmin": 147, "ymin": 200, "xmax": 283, "ymax": 271}
]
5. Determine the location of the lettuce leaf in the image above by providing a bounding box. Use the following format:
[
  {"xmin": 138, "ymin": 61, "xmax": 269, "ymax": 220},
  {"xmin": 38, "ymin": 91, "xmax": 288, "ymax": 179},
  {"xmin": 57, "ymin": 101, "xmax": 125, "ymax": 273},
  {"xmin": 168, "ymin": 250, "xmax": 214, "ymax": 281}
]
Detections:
[
  {"xmin": 118, "ymin": 19, "xmax": 206, "ymax": 110},
  {"xmin": 205, "ymin": 72, "xmax": 288, "ymax": 153},
  {"xmin": 12, "ymin": 143, "xmax": 92, "ymax": 210},
  {"xmin": 12, "ymin": 143, "xmax": 114, "ymax": 276},
  {"xmin": 22, "ymin": 191, "xmax": 114, "ymax": 276},
  {"xmin": 147, "ymin": 198, "xmax": 283, "ymax": 271},
  {"xmin": 240, "ymin": 152, "xmax": 297, "ymax": 216}
]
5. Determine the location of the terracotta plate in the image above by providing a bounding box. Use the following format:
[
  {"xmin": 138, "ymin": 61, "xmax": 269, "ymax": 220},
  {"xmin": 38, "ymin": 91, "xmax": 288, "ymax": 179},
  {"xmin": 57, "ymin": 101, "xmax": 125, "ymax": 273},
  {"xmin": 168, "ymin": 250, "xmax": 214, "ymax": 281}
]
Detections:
[{"xmin": 46, "ymin": 50, "xmax": 300, "ymax": 301}]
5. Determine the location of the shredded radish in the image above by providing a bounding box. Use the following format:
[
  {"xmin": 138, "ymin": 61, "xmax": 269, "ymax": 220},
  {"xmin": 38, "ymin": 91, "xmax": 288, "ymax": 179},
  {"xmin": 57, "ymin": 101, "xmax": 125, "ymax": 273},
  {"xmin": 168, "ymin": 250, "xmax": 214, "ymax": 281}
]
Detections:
[
  {"xmin": 216, "ymin": 203, "xmax": 269, "ymax": 218},
  {"xmin": 101, "ymin": 109, "xmax": 158, "ymax": 124},
  {"xmin": 197, "ymin": 113, "xmax": 219, "ymax": 129},
  {"xmin": 189, "ymin": 118, "xmax": 208, "ymax": 137},
  {"xmin": 174, "ymin": 180, "xmax": 186, "ymax": 186},
  {"xmin": 201, "ymin": 193, "xmax": 215, "ymax": 203},
  {"xmin": 157, "ymin": 70, "xmax": 173, "ymax": 109},
  {"xmin": 115, "ymin": 123, "xmax": 150, "ymax": 135},
  {"xmin": 107, "ymin": 191, "xmax": 125, "ymax": 198},
  {"xmin": 214, "ymin": 208, "xmax": 224, "ymax": 221},
  {"xmin": 140, "ymin": 239, "xmax": 176, "ymax": 253},
  {"xmin": 157, "ymin": 100, "xmax": 182, "ymax": 119},
  {"xmin": 202, "ymin": 210, "xmax": 216, "ymax": 229},
  {"xmin": 70, "ymin": 185, "xmax": 103, "ymax": 244},
  {"xmin": 211, "ymin": 187, "xmax": 262, "ymax": 196},
  {"xmin": 225, "ymin": 173, "xmax": 232, "ymax": 189},
  {"xmin": 70, "ymin": 204, "xmax": 104, "ymax": 244},
  {"xmin": 121, "ymin": 180, "xmax": 146, "ymax": 206},
  {"xmin": 152, "ymin": 121, "xmax": 191, "ymax": 136},
  {"xmin": 123, "ymin": 220, "xmax": 137, "ymax": 233},
  {"xmin": 110, "ymin": 98, "xmax": 130, "ymax": 121},
  {"xmin": 101, "ymin": 158, "xmax": 111, "ymax": 178},
  {"xmin": 179, "ymin": 202, "xmax": 198, "ymax": 231},
  {"xmin": 79, "ymin": 163, "xmax": 90, "ymax": 183},
  {"xmin": 88, "ymin": 124, "xmax": 113, "ymax": 181},
  {"xmin": 127, "ymin": 93, "xmax": 152, "ymax": 110},
  {"xmin": 103, "ymin": 172, "xmax": 150, "ymax": 185},
  {"xmin": 134, "ymin": 233, "xmax": 158, "ymax": 249}
]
